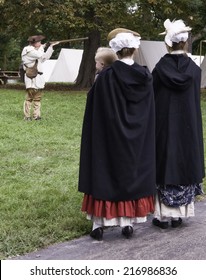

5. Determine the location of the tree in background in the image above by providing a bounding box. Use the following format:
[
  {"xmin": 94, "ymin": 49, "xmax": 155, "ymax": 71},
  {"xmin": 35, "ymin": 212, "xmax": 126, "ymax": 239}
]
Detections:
[{"xmin": 0, "ymin": 0, "xmax": 205, "ymax": 89}]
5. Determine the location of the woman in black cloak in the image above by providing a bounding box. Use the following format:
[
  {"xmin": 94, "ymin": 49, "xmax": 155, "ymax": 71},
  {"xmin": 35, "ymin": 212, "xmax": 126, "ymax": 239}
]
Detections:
[
  {"xmin": 78, "ymin": 28, "xmax": 156, "ymax": 240},
  {"xmin": 152, "ymin": 19, "xmax": 205, "ymax": 229}
]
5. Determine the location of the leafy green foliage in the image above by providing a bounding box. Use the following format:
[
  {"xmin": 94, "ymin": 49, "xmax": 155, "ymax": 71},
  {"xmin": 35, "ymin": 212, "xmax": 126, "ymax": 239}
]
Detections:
[{"xmin": 0, "ymin": 1, "xmax": 206, "ymax": 70}]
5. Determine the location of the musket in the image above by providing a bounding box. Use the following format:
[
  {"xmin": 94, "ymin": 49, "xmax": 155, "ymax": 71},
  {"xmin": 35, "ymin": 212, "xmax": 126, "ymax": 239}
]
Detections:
[{"xmin": 49, "ymin": 37, "xmax": 89, "ymax": 45}]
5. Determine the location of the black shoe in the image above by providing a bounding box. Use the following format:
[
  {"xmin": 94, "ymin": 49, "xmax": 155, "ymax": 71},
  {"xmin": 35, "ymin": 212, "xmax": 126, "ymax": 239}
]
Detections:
[
  {"xmin": 34, "ymin": 116, "xmax": 41, "ymax": 120},
  {"xmin": 152, "ymin": 218, "xmax": 169, "ymax": 229},
  {"xmin": 122, "ymin": 226, "xmax": 133, "ymax": 239},
  {"xmin": 171, "ymin": 218, "xmax": 182, "ymax": 228},
  {"xmin": 90, "ymin": 227, "xmax": 103, "ymax": 241}
]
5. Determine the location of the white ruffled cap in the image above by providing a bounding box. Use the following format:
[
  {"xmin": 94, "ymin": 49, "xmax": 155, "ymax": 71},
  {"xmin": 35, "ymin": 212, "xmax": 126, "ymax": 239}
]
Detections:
[
  {"xmin": 109, "ymin": 32, "xmax": 141, "ymax": 52},
  {"xmin": 166, "ymin": 32, "xmax": 189, "ymax": 47},
  {"xmin": 160, "ymin": 19, "xmax": 191, "ymax": 47}
]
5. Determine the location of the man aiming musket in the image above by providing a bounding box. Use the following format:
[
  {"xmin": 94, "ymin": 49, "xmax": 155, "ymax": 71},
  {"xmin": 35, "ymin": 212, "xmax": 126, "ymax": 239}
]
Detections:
[{"xmin": 21, "ymin": 35, "xmax": 88, "ymax": 121}]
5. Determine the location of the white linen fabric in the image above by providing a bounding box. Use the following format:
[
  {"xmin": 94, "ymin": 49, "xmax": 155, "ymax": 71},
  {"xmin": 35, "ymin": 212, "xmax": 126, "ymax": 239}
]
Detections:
[
  {"xmin": 165, "ymin": 32, "xmax": 189, "ymax": 47},
  {"xmin": 21, "ymin": 45, "xmax": 54, "ymax": 89},
  {"xmin": 109, "ymin": 32, "xmax": 141, "ymax": 52}
]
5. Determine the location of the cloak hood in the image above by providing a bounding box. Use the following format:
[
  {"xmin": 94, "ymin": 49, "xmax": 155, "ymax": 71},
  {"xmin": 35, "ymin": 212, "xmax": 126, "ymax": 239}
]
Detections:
[
  {"xmin": 110, "ymin": 60, "xmax": 153, "ymax": 102},
  {"xmin": 155, "ymin": 54, "xmax": 193, "ymax": 90}
]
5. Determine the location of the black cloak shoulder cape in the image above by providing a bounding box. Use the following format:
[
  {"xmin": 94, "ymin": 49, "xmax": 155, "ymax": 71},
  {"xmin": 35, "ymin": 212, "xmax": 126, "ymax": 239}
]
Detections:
[
  {"xmin": 78, "ymin": 60, "xmax": 156, "ymax": 202},
  {"xmin": 152, "ymin": 54, "xmax": 205, "ymax": 185}
]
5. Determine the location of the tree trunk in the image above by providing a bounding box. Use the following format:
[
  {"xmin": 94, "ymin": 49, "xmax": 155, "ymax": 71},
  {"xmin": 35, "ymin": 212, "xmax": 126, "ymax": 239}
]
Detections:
[{"xmin": 74, "ymin": 30, "xmax": 101, "ymax": 90}]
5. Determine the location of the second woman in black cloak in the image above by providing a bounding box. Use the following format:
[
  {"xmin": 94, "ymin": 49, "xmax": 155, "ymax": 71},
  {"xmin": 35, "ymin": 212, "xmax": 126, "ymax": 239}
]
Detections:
[{"xmin": 152, "ymin": 19, "xmax": 205, "ymax": 229}]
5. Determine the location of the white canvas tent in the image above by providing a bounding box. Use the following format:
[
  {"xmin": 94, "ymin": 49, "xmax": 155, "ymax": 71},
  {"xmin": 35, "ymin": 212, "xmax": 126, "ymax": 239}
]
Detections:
[
  {"xmin": 42, "ymin": 59, "xmax": 57, "ymax": 82},
  {"xmin": 134, "ymin": 41, "xmax": 206, "ymax": 89},
  {"xmin": 48, "ymin": 48, "xmax": 83, "ymax": 83},
  {"xmin": 42, "ymin": 42, "xmax": 204, "ymax": 84},
  {"xmin": 200, "ymin": 55, "xmax": 206, "ymax": 88},
  {"xmin": 134, "ymin": 40, "xmax": 168, "ymax": 72}
]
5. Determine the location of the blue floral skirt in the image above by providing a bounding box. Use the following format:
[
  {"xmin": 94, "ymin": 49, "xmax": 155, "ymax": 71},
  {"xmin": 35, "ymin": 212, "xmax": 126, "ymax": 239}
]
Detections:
[{"xmin": 157, "ymin": 184, "xmax": 203, "ymax": 207}]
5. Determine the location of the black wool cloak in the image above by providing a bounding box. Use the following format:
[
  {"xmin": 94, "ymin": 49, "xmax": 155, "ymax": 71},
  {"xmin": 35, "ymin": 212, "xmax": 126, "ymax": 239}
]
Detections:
[
  {"xmin": 152, "ymin": 54, "xmax": 205, "ymax": 185},
  {"xmin": 78, "ymin": 60, "xmax": 156, "ymax": 202}
]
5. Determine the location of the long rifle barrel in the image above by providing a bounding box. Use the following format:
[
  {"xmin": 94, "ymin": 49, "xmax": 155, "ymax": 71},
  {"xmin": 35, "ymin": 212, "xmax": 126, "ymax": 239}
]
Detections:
[{"xmin": 50, "ymin": 37, "xmax": 89, "ymax": 45}]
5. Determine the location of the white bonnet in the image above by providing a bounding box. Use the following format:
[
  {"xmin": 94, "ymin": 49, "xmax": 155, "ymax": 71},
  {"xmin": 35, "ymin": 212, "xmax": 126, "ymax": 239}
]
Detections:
[
  {"xmin": 160, "ymin": 19, "xmax": 192, "ymax": 47},
  {"xmin": 108, "ymin": 28, "xmax": 141, "ymax": 53}
]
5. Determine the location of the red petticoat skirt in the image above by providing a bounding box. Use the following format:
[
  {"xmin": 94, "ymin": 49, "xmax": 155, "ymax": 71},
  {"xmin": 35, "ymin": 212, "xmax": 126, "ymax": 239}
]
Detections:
[{"xmin": 81, "ymin": 194, "xmax": 154, "ymax": 219}]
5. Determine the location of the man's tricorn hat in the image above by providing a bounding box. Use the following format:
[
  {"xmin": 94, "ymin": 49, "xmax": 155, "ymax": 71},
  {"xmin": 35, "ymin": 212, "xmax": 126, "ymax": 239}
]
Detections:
[
  {"xmin": 27, "ymin": 35, "xmax": 45, "ymax": 43},
  {"xmin": 107, "ymin": 28, "xmax": 140, "ymax": 41}
]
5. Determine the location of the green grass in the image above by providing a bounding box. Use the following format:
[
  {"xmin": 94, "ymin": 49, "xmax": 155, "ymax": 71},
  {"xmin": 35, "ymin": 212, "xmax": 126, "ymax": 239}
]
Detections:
[
  {"xmin": 0, "ymin": 88, "xmax": 206, "ymax": 259},
  {"xmin": 0, "ymin": 88, "xmax": 92, "ymax": 259}
]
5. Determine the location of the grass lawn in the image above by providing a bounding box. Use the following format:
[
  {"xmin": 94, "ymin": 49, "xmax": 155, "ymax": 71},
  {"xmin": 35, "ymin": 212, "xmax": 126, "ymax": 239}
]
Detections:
[
  {"xmin": 0, "ymin": 88, "xmax": 91, "ymax": 259},
  {"xmin": 0, "ymin": 88, "xmax": 206, "ymax": 259}
]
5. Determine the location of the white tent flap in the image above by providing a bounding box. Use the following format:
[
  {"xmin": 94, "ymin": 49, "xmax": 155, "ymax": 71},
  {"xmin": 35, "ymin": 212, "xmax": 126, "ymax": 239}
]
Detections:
[
  {"xmin": 134, "ymin": 40, "xmax": 167, "ymax": 72},
  {"xmin": 48, "ymin": 49, "xmax": 83, "ymax": 83},
  {"xmin": 200, "ymin": 55, "xmax": 206, "ymax": 88},
  {"xmin": 42, "ymin": 59, "xmax": 57, "ymax": 82}
]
